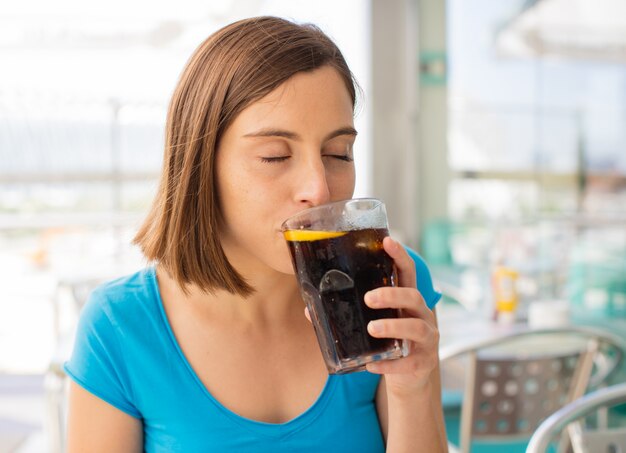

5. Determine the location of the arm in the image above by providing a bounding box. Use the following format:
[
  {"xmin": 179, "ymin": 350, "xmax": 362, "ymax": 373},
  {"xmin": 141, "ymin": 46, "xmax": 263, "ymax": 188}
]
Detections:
[
  {"xmin": 375, "ymin": 310, "xmax": 448, "ymax": 452},
  {"xmin": 368, "ymin": 237, "xmax": 448, "ymax": 452},
  {"xmin": 67, "ymin": 381, "xmax": 143, "ymax": 453}
]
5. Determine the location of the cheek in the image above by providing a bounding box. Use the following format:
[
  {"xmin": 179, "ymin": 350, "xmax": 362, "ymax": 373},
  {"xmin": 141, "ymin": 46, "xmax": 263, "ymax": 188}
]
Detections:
[
  {"xmin": 220, "ymin": 187, "xmax": 254, "ymax": 231},
  {"xmin": 217, "ymin": 160, "xmax": 255, "ymax": 206},
  {"xmin": 329, "ymin": 168, "xmax": 356, "ymax": 198},
  {"xmin": 216, "ymin": 174, "xmax": 248, "ymax": 233}
]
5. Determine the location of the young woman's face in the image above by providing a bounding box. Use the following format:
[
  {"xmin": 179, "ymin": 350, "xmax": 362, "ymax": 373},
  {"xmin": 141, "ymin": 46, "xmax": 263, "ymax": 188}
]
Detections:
[{"xmin": 216, "ymin": 65, "xmax": 356, "ymax": 276}]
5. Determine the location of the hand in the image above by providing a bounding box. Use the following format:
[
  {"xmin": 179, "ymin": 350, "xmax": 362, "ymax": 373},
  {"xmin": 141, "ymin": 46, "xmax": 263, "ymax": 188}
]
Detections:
[{"xmin": 363, "ymin": 236, "xmax": 440, "ymax": 397}]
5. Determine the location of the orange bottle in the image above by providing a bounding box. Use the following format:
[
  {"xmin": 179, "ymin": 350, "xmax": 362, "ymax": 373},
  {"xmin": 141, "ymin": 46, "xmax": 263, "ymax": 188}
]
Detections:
[{"xmin": 492, "ymin": 266, "xmax": 519, "ymax": 323}]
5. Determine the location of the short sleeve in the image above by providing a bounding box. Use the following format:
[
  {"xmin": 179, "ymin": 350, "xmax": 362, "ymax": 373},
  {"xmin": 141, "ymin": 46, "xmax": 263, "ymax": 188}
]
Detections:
[
  {"xmin": 405, "ymin": 246, "xmax": 442, "ymax": 309},
  {"xmin": 63, "ymin": 288, "xmax": 141, "ymax": 418}
]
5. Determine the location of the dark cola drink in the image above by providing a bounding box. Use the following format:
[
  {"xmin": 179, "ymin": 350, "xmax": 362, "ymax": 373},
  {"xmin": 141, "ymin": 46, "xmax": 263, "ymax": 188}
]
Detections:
[{"xmin": 285, "ymin": 227, "xmax": 405, "ymax": 374}]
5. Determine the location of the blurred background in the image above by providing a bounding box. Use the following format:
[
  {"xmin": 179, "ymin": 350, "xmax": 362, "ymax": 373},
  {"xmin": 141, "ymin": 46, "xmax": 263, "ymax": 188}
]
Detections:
[{"xmin": 0, "ymin": 0, "xmax": 624, "ymax": 451}]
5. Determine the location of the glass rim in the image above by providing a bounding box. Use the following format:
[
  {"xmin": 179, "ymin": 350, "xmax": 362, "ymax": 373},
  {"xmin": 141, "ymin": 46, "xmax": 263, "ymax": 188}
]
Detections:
[{"xmin": 280, "ymin": 197, "xmax": 384, "ymax": 232}]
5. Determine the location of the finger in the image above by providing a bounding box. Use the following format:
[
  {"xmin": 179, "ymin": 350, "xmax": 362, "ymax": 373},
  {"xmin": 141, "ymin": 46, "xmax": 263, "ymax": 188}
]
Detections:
[
  {"xmin": 366, "ymin": 358, "xmax": 413, "ymax": 375},
  {"xmin": 383, "ymin": 236, "xmax": 416, "ymax": 288},
  {"xmin": 368, "ymin": 317, "xmax": 437, "ymax": 345},
  {"xmin": 366, "ymin": 356, "xmax": 416, "ymax": 375},
  {"xmin": 365, "ymin": 353, "xmax": 437, "ymax": 376},
  {"xmin": 364, "ymin": 287, "xmax": 431, "ymax": 319},
  {"xmin": 304, "ymin": 306, "xmax": 311, "ymax": 323}
]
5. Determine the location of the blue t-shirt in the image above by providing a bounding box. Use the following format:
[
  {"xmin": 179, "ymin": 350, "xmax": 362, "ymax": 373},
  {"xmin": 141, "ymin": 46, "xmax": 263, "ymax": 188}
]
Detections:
[{"xmin": 65, "ymin": 249, "xmax": 440, "ymax": 452}]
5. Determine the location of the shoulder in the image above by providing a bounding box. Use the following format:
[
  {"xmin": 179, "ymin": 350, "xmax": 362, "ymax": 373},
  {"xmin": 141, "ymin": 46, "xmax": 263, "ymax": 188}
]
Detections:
[
  {"xmin": 403, "ymin": 246, "xmax": 442, "ymax": 309},
  {"xmin": 76, "ymin": 268, "xmax": 159, "ymax": 340},
  {"xmin": 70, "ymin": 267, "xmax": 167, "ymax": 371},
  {"xmin": 64, "ymin": 269, "xmax": 158, "ymax": 419},
  {"xmin": 86, "ymin": 268, "xmax": 157, "ymax": 315},
  {"xmin": 90, "ymin": 267, "xmax": 156, "ymax": 305}
]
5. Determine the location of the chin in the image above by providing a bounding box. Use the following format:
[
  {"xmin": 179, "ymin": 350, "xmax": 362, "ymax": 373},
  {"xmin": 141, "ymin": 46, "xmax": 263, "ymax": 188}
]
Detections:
[
  {"xmin": 274, "ymin": 261, "xmax": 297, "ymax": 276},
  {"xmin": 262, "ymin": 248, "xmax": 296, "ymax": 275},
  {"xmin": 274, "ymin": 237, "xmax": 297, "ymax": 275}
]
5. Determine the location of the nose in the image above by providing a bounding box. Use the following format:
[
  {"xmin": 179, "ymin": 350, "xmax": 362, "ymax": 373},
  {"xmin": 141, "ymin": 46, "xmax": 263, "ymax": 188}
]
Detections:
[{"xmin": 293, "ymin": 156, "xmax": 331, "ymax": 208}]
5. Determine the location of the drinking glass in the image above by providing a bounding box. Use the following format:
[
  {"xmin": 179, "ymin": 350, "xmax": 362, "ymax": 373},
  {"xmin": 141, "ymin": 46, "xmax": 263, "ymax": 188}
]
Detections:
[{"xmin": 282, "ymin": 198, "xmax": 407, "ymax": 374}]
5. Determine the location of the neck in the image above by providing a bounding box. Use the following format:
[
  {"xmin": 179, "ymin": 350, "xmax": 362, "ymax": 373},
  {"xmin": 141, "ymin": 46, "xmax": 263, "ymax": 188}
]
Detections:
[{"xmin": 156, "ymin": 265, "xmax": 303, "ymax": 329}]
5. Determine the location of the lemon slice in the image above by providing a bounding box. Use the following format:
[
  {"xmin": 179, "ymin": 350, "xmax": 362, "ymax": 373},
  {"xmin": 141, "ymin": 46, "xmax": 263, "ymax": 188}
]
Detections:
[{"xmin": 283, "ymin": 230, "xmax": 347, "ymax": 242}]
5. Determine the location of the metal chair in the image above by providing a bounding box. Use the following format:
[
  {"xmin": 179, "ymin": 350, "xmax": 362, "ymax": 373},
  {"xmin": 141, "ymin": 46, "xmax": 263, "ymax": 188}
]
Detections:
[
  {"xmin": 439, "ymin": 326, "xmax": 625, "ymax": 453},
  {"xmin": 527, "ymin": 382, "xmax": 626, "ymax": 453}
]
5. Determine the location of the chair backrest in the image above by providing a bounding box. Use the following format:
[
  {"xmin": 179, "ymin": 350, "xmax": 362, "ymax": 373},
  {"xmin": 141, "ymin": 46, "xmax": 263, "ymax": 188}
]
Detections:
[
  {"xmin": 460, "ymin": 345, "xmax": 595, "ymax": 452},
  {"xmin": 439, "ymin": 326, "xmax": 626, "ymax": 453},
  {"xmin": 527, "ymin": 382, "xmax": 626, "ymax": 453}
]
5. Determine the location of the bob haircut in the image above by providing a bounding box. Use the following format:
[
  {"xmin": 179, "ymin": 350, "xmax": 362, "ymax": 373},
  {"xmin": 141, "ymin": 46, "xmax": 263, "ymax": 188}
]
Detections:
[{"xmin": 134, "ymin": 16, "xmax": 358, "ymax": 296}]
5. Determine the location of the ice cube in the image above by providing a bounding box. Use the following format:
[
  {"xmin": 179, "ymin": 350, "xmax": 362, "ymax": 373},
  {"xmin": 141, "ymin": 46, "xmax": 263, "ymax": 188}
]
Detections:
[{"xmin": 319, "ymin": 269, "xmax": 354, "ymax": 293}]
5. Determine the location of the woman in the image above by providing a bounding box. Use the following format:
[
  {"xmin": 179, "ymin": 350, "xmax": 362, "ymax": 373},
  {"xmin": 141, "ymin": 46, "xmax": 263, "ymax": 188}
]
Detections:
[{"xmin": 65, "ymin": 16, "xmax": 447, "ymax": 452}]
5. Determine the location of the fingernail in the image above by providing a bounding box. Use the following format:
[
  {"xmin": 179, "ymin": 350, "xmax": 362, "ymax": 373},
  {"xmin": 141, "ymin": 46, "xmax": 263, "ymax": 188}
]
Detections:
[{"xmin": 368, "ymin": 320, "xmax": 382, "ymax": 334}]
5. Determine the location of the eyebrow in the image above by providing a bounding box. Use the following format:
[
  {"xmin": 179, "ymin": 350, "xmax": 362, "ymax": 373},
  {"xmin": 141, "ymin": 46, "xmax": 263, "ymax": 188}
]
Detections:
[{"xmin": 243, "ymin": 126, "xmax": 357, "ymax": 142}]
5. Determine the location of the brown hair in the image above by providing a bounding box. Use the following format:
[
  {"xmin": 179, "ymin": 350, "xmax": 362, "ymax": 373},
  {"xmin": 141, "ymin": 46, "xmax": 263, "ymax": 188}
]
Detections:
[{"xmin": 134, "ymin": 16, "xmax": 358, "ymax": 296}]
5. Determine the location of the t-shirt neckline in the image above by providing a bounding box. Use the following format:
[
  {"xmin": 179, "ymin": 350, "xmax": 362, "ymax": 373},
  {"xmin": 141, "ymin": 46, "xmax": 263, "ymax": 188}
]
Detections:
[{"xmin": 144, "ymin": 266, "xmax": 337, "ymax": 438}]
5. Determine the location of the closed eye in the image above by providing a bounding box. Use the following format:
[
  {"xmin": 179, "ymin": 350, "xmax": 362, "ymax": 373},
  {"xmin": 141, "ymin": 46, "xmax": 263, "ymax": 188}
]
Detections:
[
  {"xmin": 324, "ymin": 154, "xmax": 354, "ymax": 162},
  {"xmin": 261, "ymin": 156, "xmax": 290, "ymax": 163}
]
